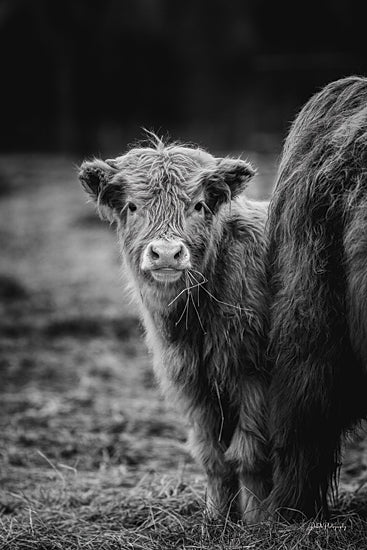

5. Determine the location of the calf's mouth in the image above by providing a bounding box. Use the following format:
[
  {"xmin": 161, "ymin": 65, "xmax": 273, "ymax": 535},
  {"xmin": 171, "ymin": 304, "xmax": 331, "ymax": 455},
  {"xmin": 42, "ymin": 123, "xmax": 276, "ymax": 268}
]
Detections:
[
  {"xmin": 141, "ymin": 238, "xmax": 191, "ymax": 284},
  {"xmin": 150, "ymin": 267, "xmax": 184, "ymax": 283}
]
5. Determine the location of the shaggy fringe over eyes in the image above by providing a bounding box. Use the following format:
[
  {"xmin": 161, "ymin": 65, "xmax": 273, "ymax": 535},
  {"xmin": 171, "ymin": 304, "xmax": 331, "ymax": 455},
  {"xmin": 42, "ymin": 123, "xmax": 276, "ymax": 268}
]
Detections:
[
  {"xmin": 118, "ymin": 132, "xmax": 255, "ymax": 203},
  {"xmin": 79, "ymin": 132, "xmax": 256, "ymax": 226}
]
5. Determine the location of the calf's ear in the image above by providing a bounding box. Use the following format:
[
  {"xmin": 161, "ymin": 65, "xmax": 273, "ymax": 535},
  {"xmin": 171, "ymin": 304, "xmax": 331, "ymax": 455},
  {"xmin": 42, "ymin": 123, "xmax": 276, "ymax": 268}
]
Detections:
[
  {"xmin": 202, "ymin": 158, "xmax": 256, "ymax": 212},
  {"xmin": 79, "ymin": 159, "xmax": 124, "ymax": 219}
]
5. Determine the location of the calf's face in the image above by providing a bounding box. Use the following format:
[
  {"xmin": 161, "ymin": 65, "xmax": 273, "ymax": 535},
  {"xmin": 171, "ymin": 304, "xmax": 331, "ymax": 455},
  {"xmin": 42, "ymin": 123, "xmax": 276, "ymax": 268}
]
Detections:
[{"xmin": 79, "ymin": 144, "xmax": 254, "ymax": 296}]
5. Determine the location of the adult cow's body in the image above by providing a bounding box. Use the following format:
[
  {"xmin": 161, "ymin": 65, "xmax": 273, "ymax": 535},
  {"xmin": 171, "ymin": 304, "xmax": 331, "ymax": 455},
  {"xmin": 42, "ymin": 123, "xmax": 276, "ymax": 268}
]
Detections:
[
  {"xmin": 79, "ymin": 140, "xmax": 270, "ymax": 522},
  {"xmin": 266, "ymin": 76, "xmax": 367, "ymax": 519}
]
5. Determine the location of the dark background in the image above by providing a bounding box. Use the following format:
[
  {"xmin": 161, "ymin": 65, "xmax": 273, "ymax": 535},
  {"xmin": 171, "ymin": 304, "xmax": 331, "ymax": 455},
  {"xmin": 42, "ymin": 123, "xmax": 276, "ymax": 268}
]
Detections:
[{"xmin": 1, "ymin": 0, "xmax": 366, "ymax": 155}]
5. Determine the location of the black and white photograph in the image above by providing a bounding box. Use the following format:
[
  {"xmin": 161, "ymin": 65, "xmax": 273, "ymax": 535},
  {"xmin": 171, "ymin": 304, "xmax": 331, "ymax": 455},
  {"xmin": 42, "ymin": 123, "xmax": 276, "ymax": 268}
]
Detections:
[{"xmin": 1, "ymin": 1, "xmax": 367, "ymax": 548}]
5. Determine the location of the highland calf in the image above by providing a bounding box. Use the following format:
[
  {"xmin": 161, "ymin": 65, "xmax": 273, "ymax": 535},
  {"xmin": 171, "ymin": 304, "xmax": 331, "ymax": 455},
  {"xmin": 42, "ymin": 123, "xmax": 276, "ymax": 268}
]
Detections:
[
  {"xmin": 266, "ymin": 76, "xmax": 367, "ymax": 519},
  {"xmin": 79, "ymin": 139, "xmax": 270, "ymax": 522}
]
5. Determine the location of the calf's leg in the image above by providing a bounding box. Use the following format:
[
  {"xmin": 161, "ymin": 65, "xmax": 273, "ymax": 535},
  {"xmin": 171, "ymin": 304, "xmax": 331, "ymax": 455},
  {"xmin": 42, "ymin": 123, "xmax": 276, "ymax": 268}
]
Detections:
[
  {"xmin": 188, "ymin": 408, "xmax": 240, "ymax": 520},
  {"xmin": 225, "ymin": 378, "xmax": 270, "ymax": 523}
]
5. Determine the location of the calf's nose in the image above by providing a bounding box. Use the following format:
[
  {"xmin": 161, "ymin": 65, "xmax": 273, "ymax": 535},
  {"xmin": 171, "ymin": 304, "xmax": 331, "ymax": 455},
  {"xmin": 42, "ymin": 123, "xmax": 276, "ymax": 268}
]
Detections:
[{"xmin": 147, "ymin": 239, "xmax": 188, "ymax": 268}]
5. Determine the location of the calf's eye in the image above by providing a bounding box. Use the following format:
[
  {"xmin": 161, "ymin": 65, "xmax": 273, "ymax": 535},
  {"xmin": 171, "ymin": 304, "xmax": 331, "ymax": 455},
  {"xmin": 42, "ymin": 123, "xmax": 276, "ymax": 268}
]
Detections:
[
  {"xmin": 128, "ymin": 202, "xmax": 137, "ymax": 212},
  {"xmin": 194, "ymin": 202, "xmax": 204, "ymax": 212}
]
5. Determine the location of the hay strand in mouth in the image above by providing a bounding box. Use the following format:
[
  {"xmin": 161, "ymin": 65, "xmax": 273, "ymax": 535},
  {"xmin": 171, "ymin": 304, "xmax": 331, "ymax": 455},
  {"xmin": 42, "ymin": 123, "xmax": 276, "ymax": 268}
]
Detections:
[
  {"xmin": 174, "ymin": 289, "xmax": 190, "ymax": 327},
  {"xmin": 168, "ymin": 267, "xmax": 251, "ymax": 332},
  {"xmin": 185, "ymin": 271, "xmax": 190, "ymax": 330},
  {"xmin": 167, "ymin": 278, "xmax": 203, "ymax": 307},
  {"xmin": 186, "ymin": 271, "xmax": 206, "ymax": 334},
  {"xmin": 187, "ymin": 269, "xmax": 252, "ymax": 315}
]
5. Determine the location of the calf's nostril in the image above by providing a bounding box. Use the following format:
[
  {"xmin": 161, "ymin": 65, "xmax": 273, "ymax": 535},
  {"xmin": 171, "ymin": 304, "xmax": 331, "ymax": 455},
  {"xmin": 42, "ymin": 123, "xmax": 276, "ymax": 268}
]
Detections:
[
  {"xmin": 151, "ymin": 247, "xmax": 160, "ymax": 260},
  {"xmin": 174, "ymin": 247, "xmax": 182, "ymax": 260}
]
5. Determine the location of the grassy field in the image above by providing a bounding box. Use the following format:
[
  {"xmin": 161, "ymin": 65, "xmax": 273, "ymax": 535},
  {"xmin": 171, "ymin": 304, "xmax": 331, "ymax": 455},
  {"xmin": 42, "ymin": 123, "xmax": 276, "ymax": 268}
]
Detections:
[{"xmin": 0, "ymin": 154, "xmax": 367, "ymax": 549}]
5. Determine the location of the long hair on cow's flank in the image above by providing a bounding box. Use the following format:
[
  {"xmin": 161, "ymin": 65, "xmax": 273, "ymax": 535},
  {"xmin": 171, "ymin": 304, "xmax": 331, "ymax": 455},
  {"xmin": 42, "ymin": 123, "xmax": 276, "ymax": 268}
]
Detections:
[{"xmin": 266, "ymin": 76, "xmax": 367, "ymax": 518}]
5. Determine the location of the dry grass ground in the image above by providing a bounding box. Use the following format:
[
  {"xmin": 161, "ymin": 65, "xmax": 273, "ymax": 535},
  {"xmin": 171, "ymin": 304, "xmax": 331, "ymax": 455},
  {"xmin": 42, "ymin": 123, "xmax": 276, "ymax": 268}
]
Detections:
[{"xmin": 0, "ymin": 154, "xmax": 366, "ymax": 549}]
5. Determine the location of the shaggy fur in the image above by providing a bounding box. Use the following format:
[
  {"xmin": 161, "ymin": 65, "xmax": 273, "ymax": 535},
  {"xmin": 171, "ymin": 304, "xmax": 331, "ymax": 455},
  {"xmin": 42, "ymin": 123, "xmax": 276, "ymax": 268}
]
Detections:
[
  {"xmin": 266, "ymin": 76, "xmax": 367, "ymax": 519},
  {"xmin": 79, "ymin": 138, "xmax": 270, "ymax": 522}
]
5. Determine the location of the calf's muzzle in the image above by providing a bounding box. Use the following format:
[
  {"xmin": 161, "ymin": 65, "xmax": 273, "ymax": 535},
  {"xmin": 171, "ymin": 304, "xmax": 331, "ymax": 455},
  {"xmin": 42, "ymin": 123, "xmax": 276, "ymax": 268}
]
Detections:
[{"xmin": 141, "ymin": 239, "xmax": 191, "ymax": 280}]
